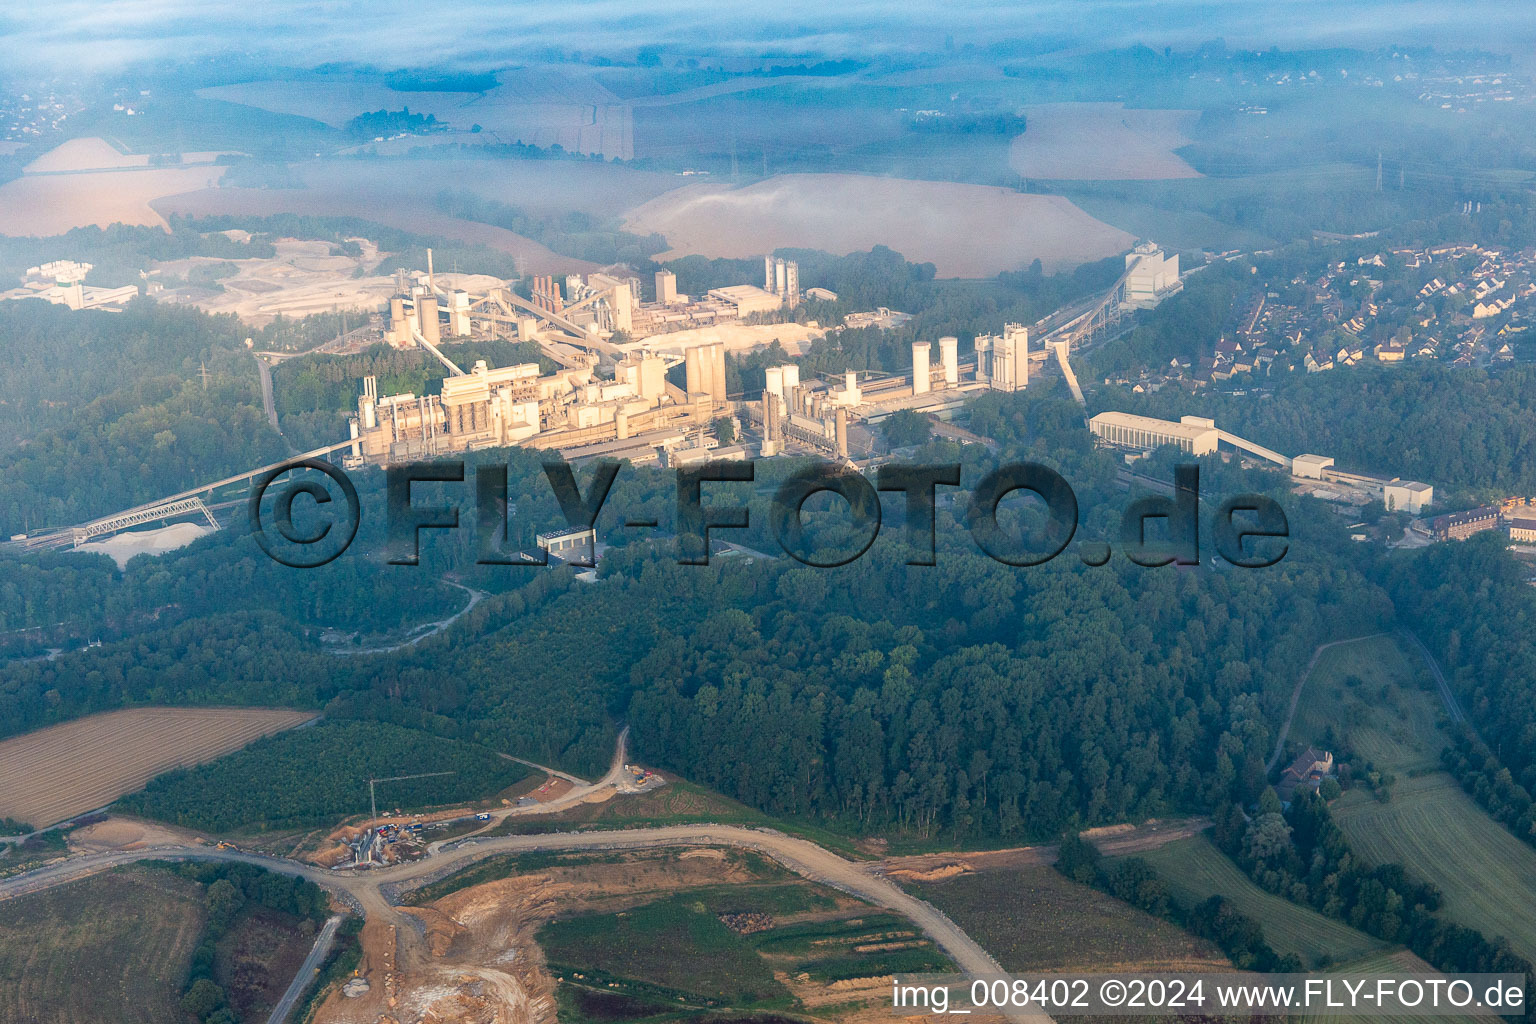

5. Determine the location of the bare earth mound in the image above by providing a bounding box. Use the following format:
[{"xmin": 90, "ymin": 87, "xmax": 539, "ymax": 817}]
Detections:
[
  {"xmin": 623, "ymin": 172, "xmax": 1134, "ymax": 277},
  {"xmin": 0, "ymin": 707, "xmax": 316, "ymax": 828},
  {"xmin": 1010, "ymin": 102, "xmax": 1201, "ymax": 181}
]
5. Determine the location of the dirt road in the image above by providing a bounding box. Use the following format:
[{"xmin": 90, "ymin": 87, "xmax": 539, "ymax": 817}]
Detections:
[
  {"xmin": 1266, "ymin": 633, "xmax": 1387, "ymax": 774},
  {"xmin": 873, "ymin": 817, "xmax": 1209, "ymax": 878},
  {"xmin": 427, "ymin": 726, "xmax": 632, "ymax": 854},
  {"xmin": 0, "ymin": 728, "xmax": 1053, "ymax": 1023},
  {"xmin": 0, "ymin": 824, "xmax": 1049, "ymax": 1022}
]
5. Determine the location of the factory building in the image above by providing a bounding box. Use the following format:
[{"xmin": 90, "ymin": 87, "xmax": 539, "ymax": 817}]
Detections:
[
  {"xmin": 708, "ymin": 284, "xmax": 784, "ymax": 318},
  {"xmin": 1089, "ymin": 411, "xmax": 1219, "ymax": 456},
  {"xmin": 1123, "ymin": 241, "xmax": 1182, "ymax": 307},
  {"xmin": 385, "ymin": 288, "xmax": 476, "ymax": 348},
  {"xmin": 683, "ymin": 342, "xmax": 728, "ymax": 406},
  {"xmin": 1383, "ymin": 479, "xmax": 1434, "ymax": 514},
  {"xmin": 530, "ymin": 275, "xmax": 562, "ymax": 312},
  {"xmin": 572, "ymin": 273, "xmax": 638, "ymax": 334},
  {"xmin": 975, "ymin": 323, "xmax": 1028, "ymax": 392},
  {"xmin": 1, "ymin": 260, "xmax": 140, "ymax": 311},
  {"xmin": 27, "ymin": 260, "xmax": 92, "ymax": 284},
  {"xmin": 912, "ymin": 341, "xmax": 931, "ymax": 395},
  {"xmin": 655, "ymin": 269, "xmax": 678, "ymax": 305},
  {"xmin": 763, "ymin": 256, "xmax": 801, "ymax": 307},
  {"xmin": 910, "ymin": 338, "xmax": 961, "ymax": 394},
  {"xmin": 756, "ymin": 361, "xmax": 853, "ymax": 458},
  {"xmin": 1291, "ymin": 454, "xmax": 1335, "ymax": 480},
  {"xmin": 350, "ymin": 343, "xmax": 709, "ymax": 464},
  {"xmin": 939, "ymin": 336, "xmax": 959, "ymax": 386}
]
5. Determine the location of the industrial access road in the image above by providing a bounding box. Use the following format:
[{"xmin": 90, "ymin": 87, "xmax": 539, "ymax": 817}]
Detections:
[
  {"xmin": 0, "ymin": 728, "xmax": 1055, "ymax": 1023},
  {"xmin": 423, "ymin": 725, "xmax": 636, "ymax": 855},
  {"xmin": 330, "ymin": 580, "xmax": 488, "ymax": 656},
  {"xmin": 264, "ymin": 914, "xmax": 341, "ymax": 1024}
]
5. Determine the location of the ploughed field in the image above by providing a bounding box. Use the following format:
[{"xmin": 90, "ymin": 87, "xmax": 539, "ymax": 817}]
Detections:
[
  {"xmin": 0, "ymin": 707, "xmax": 316, "ymax": 828},
  {"xmin": 0, "ymin": 866, "xmax": 206, "ymax": 1024}
]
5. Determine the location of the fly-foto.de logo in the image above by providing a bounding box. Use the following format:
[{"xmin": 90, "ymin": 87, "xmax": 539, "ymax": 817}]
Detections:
[{"xmin": 248, "ymin": 459, "xmax": 1290, "ymax": 570}]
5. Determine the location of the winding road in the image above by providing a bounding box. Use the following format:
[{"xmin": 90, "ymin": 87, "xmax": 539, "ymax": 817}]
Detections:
[
  {"xmin": 329, "ymin": 580, "xmax": 487, "ymax": 656},
  {"xmin": 0, "ymin": 729, "xmax": 1052, "ymax": 1024}
]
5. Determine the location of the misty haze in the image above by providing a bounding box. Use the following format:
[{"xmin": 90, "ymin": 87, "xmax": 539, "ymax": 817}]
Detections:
[{"xmin": 1, "ymin": 3, "xmax": 1535, "ymax": 1024}]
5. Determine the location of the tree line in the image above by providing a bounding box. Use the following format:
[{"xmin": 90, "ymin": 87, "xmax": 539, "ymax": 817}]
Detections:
[
  {"xmin": 1215, "ymin": 790, "xmax": 1531, "ymax": 984},
  {"xmin": 162, "ymin": 860, "xmax": 329, "ymax": 1024}
]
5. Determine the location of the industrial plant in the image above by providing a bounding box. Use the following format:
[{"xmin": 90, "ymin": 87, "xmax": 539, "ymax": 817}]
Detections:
[
  {"xmin": 349, "ymin": 243, "xmax": 1189, "ymax": 467},
  {"xmin": 349, "ymin": 244, "xmax": 1044, "ymax": 467}
]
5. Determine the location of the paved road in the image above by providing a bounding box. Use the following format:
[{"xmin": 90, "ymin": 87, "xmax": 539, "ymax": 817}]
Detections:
[
  {"xmin": 266, "ymin": 914, "xmax": 341, "ymax": 1024},
  {"xmin": 331, "ymin": 580, "xmax": 487, "ymax": 656},
  {"xmin": 1399, "ymin": 628, "xmax": 1466, "ymax": 723},
  {"xmin": 255, "ymin": 356, "xmax": 280, "ymax": 433}
]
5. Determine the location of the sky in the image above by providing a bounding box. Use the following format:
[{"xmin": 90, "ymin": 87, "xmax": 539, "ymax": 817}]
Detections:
[{"xmin": 2, "ymin": 1, "xmax": 1534, "ymax": 75}]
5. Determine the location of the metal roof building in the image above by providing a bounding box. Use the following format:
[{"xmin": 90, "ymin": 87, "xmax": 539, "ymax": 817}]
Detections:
[{"xmin": 1088, "ymin": 411, "xmax": 1219, "ymax": 456}]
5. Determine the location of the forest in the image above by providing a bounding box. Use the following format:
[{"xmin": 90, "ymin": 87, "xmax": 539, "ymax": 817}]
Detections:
[
  {"xmin": 432, "ymin": 191, "xmax": 669, "ymax": 266},
  {"xmin": 119, "ymin": 721, "xmax": 528, "ymax": 831},
  {"xmin": 1056, "ymin": 832, "xmax": 1297, "ymax": 972},
  {"xmin": 1388, "ymin": 534, "xmax": 1536, "ymax": 797},
  {"xmin": 0, "ymin": 410, "xmax": 1393, "ymax": 843},
  {"xmin": 0, "ymin": 238, "xmax": 1532, "ymax": 857}
]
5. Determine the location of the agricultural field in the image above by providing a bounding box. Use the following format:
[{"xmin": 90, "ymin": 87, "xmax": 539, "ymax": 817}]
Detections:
[
  {"xmin": 1332, "ymin": 775, "xmax": 1536, "ymax": 966},
  {"xmin": 1279, "ymin": 634, "xmax": 1536, "ymax": 965},
  {"xmin": 1299, "ymin": 950, "xmax": 1487, "ymax": 1024},
  {"xmin": 0, "ymin": 164, "xmax": 226, "ymax": 235},
  {"xmin": 199, "ymin": 67, "xmax": 634, "ymax": 159},
  {"xmin": 1290, "ymin": 633, "xmax": 1448, "ymax": 775},
  {"xmin": 1128, "ymin": 834, "xmax": 1387, "ymax": 967},
  {"xmin": 907, "ymin": 862, "xmax": 1229, "ymax": 973},
  {"xmin": 622, "ymin": 172, "xmax": 1135, "ymax": 277},
  {"xmin": 0, "ymin": 866, "xmax": 206, "ymax": 1024},
  {"xmin": 1008, "ymin": 103, "xmax": 1201, "ymax": 180},
  {"xmin": 23, "ymin": 137, "xmax": 235, "ymax": 174},
  {"xmin": 0, "ymin": 706, "xmax": 316, "ymax": 829},
  {"xmin": 539, "ymin": 880, "xmax": 952, "ymax": 1020}
]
